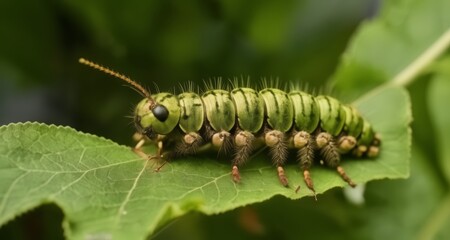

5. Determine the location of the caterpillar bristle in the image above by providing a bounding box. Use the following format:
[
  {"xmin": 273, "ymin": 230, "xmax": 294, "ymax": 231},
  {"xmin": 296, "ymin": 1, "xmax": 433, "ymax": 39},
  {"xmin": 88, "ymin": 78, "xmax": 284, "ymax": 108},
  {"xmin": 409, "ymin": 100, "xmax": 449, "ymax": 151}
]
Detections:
[
  {"xmin": 151, "ymin": 82, "xmax": 160, "ymax": 94},
  {"xmin": 204, "ymin": 77, "xmax": 223, "ymax": 91},
  {"xmin": 262, "ymin": 77, "xmax": 272, "ymax": 89},
  {"xmin": 229, "ymin": 76, "xmax": 252, "ymax": 89},
  {"xmin": 178, "ymin": 82, "xmax": 185, "ymax": 93},
  {"xmin": 232, "ymin": 131, "xmax": 255, "ymax": 167}
]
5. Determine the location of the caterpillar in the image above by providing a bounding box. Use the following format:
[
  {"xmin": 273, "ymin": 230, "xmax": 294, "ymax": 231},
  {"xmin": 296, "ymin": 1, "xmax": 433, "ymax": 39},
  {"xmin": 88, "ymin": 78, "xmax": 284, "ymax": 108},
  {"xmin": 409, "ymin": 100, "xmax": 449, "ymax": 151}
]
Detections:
[{"xmin": 79, "ymin": 58, "xmax": 380, "ymax": 196}]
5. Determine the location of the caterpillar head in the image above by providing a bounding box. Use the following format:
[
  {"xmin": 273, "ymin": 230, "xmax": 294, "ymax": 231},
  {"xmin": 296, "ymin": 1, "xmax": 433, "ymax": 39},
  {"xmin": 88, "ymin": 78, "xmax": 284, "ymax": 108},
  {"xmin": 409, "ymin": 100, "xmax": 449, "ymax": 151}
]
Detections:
[
  {"xmin": 134, "ymin": 93, "xmax": 180, "ymax": 139},
  {"xmin": 79, "ymin": 58, "xmax": 180, "ymax": 139}
]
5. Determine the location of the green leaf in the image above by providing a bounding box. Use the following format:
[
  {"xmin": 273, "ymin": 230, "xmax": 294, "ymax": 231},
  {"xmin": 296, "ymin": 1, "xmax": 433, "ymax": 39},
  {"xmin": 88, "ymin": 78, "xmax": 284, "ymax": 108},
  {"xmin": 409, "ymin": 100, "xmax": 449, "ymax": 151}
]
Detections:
[
  {"xmin": 331, "ymin": 0, "xmax": 450, "ymax": 100},
  {"xmin": 155, "ymin": 143, "xmax": 433, "ymax": 240},
  {"xmin": 0, "ymin": 86, "xmax": 410, "ymax": 239},
  {"xmin": 428, "ymin": 64, "xmax": 450, "ymax": 182}
]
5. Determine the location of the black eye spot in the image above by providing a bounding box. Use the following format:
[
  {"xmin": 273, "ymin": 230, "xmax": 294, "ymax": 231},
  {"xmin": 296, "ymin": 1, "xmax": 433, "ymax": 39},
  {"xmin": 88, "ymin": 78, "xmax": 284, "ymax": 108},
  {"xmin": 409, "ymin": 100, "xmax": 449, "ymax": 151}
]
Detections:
[{"xmin": 152, "ymin": 104, "xmax": 169, "ymax": 122}]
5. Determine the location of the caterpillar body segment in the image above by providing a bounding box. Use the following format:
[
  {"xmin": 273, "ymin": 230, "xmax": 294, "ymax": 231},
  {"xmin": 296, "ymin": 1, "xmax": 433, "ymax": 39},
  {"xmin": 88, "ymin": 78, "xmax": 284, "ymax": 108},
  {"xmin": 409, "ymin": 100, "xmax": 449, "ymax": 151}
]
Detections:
[
  {"xmin": 315, "ymin": 96, "xmax": 346, "ymax": 137},
  {"xmin": 259, "ymin": 88, "xmax": 294, "ymax": 132},
  {"xmin": 289, "ymin": 91, "xmax": 320, "ymax": 134},
  {"xmin": 230, "ymin": 88, "xmax": 265, "ymax": 133},
  {"xmin": 178, "ymin": 92, "xmax": 204, "ymax": 133},
  {"xmin": 202, "ymin": 90, "xmax": 236, "ymax": 132},
  {"xmin": 79, "ymin": 58, "xmax": 380, "ymax": 197},
  {"xmin": 342, "ymin": 105, "xmax": 364, "ymax": 138}
]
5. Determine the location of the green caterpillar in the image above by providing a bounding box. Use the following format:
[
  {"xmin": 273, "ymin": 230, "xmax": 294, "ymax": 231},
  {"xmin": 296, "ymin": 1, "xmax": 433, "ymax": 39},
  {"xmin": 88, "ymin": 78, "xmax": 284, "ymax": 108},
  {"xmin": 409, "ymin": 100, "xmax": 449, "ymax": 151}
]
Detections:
[{"xmin": 79, "ymin": 58, "xmax": 380, "ymax": 196}]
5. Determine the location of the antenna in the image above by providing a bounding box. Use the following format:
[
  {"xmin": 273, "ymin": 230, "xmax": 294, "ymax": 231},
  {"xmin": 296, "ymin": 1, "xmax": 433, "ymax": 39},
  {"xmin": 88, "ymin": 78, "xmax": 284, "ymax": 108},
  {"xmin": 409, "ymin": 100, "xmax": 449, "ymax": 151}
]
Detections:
[{"xmin": 78, "ymin": 58, "xmax": 154, "ymax": 104}]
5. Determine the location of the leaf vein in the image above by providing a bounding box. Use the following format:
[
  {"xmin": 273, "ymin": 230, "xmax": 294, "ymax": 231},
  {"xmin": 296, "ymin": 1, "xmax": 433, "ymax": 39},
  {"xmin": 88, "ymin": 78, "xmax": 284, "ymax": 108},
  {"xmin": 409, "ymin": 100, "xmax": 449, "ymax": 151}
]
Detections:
[
  {"xmin": 0, "ymin": 171, "xmax": 31, "ymax": 217},
  {"xmin": 115, "ymin": 160, "xmax": 149, "ymax": 225}
]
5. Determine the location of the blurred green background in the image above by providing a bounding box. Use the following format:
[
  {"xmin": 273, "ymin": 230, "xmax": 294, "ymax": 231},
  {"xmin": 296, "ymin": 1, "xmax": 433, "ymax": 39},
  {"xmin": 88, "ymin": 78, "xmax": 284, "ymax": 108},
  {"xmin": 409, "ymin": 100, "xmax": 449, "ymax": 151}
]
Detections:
[
  {"xmin": 0, "ymin": 0, "xmax": 375, "ymax": 145},
  {"xmin": 1, "ymin": 0, "xmax": 448, "ymax": 239}
]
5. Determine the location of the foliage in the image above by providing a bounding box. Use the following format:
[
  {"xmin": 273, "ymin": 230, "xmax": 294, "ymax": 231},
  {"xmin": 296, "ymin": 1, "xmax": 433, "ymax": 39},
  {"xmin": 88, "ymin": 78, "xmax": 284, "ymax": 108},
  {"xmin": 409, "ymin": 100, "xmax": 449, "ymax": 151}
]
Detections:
[{"xmin": 0, "ymin": 0, "xmax": 449, "ymax": 239}]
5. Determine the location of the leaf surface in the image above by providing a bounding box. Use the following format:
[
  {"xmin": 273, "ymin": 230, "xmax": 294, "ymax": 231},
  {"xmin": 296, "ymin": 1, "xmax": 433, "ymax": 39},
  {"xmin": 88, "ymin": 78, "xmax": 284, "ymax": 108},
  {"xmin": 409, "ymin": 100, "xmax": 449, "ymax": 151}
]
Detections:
[
  {"xmin": 331, "ymin": 0, "xmax": 450, "ymax": 100},
  {"xmin": 0, "ymin": 86, "xmax": 410, "ymax": 239}
]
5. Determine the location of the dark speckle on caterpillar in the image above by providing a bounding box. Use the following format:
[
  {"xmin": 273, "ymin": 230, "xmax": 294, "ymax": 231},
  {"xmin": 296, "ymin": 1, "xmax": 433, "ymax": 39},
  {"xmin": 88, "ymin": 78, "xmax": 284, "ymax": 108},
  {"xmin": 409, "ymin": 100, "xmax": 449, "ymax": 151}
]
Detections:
[{"xmin": 79, "ymin": 58, "xmax": 381, "ymax": 197}]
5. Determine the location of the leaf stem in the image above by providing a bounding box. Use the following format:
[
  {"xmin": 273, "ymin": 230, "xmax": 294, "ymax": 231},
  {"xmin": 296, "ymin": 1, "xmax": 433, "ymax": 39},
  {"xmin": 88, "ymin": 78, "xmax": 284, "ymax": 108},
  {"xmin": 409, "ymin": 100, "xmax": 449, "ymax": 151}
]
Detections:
[
  {"xmin": 392, "ymin": 28, "xmax": 450, "ymax": 87},
  {"xmin": 418, "ymin": 192, "xmax": 450, "ymax": 240}
]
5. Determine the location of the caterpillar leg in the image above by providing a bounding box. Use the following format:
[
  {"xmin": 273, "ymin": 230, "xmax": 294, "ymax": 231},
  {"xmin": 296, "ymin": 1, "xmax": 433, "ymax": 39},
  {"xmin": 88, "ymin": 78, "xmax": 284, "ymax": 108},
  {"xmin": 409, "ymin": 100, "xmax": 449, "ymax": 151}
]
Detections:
[
  {"xmin": 367, "ymin": 133, "xmax": 381, "ymax": 158},
  {"xmin": 336, "ymin": 166, "xmax": 356, "ymax": 187},
  {"xmin": 367, "ymin": 146, "xmax": 380, "ymax": 158},
  {"xmin": 175, "ymin": 132, "xmax": 203, "ymax": 156},
  {"xmin": 231, "ymin": 131, "xmax": 255, "ymax": 183},
  {"xmin": 351, "ymin": 133, "xmax": 381, "ymax": 158},
  {"xmin": 293, "ymin": 131, "xmax": 316, "ymax": 196},
  {"xmin": 212, "ymin": 131, "xmax": 232, "ymax": 154},
  {"xmin": 153, "ymin": 140, "xmax": 169, "ymax": 172},
  {"xmin": 133, "ymin": 136, "xmax": 158, "ymax": 159},
  {"xmin": 316, "ymin": 132, "xmax": 356, "ymax": 187},
  {"xmin": 265, "ymin": 130, "xmax": 289, "ymax": 187},
  {"xmin": 351, "ymin": 136, "xmax": 381, "ymax": 158},
  {"xmin": 132, "ymin": 134, "xmax": 168, "ymax": 172},
  {"xmin": 133, "ymin": 135, "xmax": 146, "ymax": 150},
  {"xmin": 132, "ymin": 137, "xmax": 150, "ymax": 160},
  {"xmin": 337, "ymin": 135, "xmax": 357, "ymax": 154},
  {"xmin": 133, "ymin": 133, "xmax": 165, "ymax": 158},
  {"xmin": 352, "ymin": 145, "xmax": 368, "ymax": 158}
]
